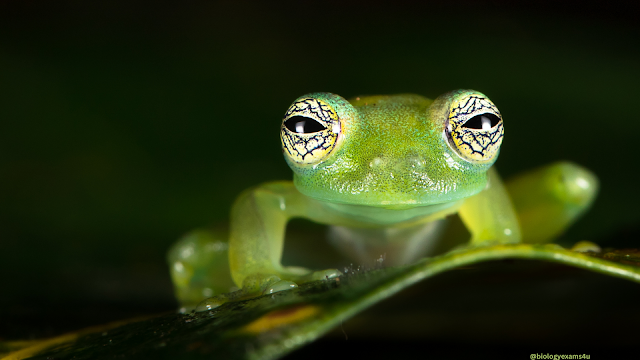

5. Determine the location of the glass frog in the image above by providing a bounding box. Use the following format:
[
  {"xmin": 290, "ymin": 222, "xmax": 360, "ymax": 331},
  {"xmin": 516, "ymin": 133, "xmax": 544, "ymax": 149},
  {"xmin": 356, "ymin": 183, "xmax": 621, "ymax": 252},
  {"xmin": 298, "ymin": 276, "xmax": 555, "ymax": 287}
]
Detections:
[{"xmin": 167, "ymin": 90, "xmax": 598, "ymax": 311}]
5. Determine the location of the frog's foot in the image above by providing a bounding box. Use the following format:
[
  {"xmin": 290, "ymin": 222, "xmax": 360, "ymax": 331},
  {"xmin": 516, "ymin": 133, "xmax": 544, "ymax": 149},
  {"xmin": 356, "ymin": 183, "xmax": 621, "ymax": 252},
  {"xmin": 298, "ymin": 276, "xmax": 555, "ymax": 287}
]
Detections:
[
  {"xmin": 195, "ymin": 292, "xmax": 234, "ymax": 312},
  {"xmin": 276, "ymin": 266, "xmax": 342, "ymax": 283},
  {"xmin": 571, "ymin": 240, "xmax": 601, "ymax": 253},
  {"xmin": 247, "ymin": 267, "xmax": 342, "ymax": 293},
  {"xmin": 299, "ymin": 268, "xmax": 343, "ymax": 282},
  {"xmin": 195, "ymin": 269, "xmax": 342, "ymax": 312},
  {"xmin": 195, "ymin": 275, "xmax": 285, "ymax": 312}
]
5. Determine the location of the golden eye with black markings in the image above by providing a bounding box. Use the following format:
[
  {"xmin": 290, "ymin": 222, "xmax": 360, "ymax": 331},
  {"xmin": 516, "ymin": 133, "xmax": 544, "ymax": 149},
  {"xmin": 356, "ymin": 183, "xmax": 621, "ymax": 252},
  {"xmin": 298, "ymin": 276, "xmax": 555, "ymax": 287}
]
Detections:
[
  {"xmin": 446, "ymin": 93, "xmax": 504, "ymax": 163},
  {"xmin": 280, "ymin": 97, "xmax": 342, "ymax": 165}
]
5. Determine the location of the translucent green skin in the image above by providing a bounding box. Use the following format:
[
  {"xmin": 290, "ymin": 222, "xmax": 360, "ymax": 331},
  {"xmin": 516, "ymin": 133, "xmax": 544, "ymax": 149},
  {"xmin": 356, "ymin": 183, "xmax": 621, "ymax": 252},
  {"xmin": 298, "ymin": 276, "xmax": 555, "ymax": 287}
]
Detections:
[
  {"xmin": 289, "ymin": 92, "xmax": 491, "ymax": 207},
  {"xmin": 167, "ymin": 91, "xmax": 598, "ymax": 310}
]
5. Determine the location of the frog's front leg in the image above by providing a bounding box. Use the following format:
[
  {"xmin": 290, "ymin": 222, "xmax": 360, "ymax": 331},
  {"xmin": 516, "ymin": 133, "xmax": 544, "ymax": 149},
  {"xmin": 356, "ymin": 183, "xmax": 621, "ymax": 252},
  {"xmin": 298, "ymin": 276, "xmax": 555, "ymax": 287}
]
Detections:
[
  {"xmin": 228, "ymin": 181, "xmax": 341, "ymax": 293},
  {"xmin": 458, "ymin": 167, "xmax": 522, "ymax": 245},
  {"xmin": 458, "ymin": 162, "xmax": 598, "ymax": 246},
  {"xmin": 505, "ymin": 161, "xmax": 598, "ymax": 243}
]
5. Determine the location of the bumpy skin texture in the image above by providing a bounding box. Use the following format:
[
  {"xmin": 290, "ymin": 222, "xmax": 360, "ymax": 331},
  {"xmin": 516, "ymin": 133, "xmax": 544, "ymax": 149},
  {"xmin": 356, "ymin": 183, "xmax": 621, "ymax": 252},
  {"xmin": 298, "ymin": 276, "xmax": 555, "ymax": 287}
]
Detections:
[{"xmin": 167, "ymin": 90, "xmax": 598, "ymax": 310}]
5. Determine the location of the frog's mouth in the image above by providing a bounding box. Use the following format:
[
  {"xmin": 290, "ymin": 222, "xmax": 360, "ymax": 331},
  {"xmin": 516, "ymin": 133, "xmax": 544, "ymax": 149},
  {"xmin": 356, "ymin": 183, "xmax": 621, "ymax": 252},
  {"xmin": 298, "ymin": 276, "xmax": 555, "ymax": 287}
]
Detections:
[
  {"xmin": 376, "ymin": 201, "xmax": 426, "ymax": 210},
  {"xmin": 293, "ymin": 172, "xmax": 487, "ymax": 209}
]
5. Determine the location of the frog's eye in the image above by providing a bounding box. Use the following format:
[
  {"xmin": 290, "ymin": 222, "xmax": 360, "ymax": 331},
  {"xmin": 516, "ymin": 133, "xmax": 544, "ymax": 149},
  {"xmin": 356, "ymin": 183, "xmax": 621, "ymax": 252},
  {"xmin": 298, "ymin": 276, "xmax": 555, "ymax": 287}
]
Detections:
[
  {"xmin": 446, "ymin": 94, "xmax": 504, "ymax": 163},
  {"xmin": 281, "ymin": 97, "xmax": 341, "ymax": 165},
  {"xmin": 284, "ymin": 116, "xmax": 326, "ymax": 134}
]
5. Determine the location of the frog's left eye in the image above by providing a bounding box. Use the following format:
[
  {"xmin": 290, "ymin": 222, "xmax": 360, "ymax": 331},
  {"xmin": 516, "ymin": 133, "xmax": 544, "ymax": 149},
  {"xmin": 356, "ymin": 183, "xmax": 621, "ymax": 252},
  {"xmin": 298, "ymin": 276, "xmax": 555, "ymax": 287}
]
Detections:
[
  {"xmin": 446, "ymin": 94, "xmax": 504, "ymax": 163},
  {"xmin": 284, "ymin": 116, "xmax": 327, "ymax": 134},
  {"xmin": 281, "ymin": 97, "xmax": 341, "ymax": 165}
]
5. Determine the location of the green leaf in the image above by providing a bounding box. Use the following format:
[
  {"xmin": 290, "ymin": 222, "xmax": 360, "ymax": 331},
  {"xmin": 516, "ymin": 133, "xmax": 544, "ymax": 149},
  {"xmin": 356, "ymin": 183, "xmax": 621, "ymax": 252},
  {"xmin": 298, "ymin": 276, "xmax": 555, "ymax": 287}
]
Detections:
[{"xmin": 4, "ymin": 244, "xmax": 640, "ymax": 360}]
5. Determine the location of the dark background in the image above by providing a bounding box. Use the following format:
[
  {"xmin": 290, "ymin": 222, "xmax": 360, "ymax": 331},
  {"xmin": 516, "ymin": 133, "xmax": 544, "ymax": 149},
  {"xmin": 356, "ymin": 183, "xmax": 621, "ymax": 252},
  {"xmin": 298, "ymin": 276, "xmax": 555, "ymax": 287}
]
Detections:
[{"xmin": 1, "ymin": 0, "xmax": 639, "ymax": 358}]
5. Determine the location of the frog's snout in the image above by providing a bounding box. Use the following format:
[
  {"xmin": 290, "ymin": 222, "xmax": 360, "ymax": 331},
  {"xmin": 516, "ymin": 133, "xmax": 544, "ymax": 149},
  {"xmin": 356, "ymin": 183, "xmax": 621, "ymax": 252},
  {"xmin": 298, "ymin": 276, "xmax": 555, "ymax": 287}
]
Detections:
[
  {"xmin": 363, "ymin": 154, "xmax": 434, "ymax": 188},
  {"xmin": 367, "ymin": 155, "xmax": 427, "ymax": 172}
]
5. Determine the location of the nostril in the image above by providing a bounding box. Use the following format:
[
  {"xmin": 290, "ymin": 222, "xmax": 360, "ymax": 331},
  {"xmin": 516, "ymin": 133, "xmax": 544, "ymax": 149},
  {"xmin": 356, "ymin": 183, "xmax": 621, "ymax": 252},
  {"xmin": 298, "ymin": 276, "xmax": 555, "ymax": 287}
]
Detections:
[
  {"xmin": 369, "ymin": 157, "xmax": 384, "ymax": 168},
  {"xmin": 408, "ymin": 156, "xmax": 426, "ymax": 169}
]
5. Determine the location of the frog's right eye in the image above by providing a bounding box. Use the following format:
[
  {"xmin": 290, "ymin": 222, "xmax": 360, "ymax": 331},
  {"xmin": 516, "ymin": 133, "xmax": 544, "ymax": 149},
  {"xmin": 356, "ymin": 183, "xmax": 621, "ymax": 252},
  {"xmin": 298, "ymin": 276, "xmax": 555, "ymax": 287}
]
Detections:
[{"xmin": 280, "ymin": 97, "xmax": 342, "ymax": 165}]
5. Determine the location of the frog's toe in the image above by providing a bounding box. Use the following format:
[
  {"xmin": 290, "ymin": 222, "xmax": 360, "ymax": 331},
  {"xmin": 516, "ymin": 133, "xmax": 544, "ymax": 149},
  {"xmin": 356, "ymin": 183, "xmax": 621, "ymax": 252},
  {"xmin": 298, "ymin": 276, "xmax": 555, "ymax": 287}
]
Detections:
[
  {"xmin": 277, "ymin": 266, "xmax": 342, "ymax": 283},
  {"xmin": 241, "ymin": 274, "xmax": 282, "ymax": 294},
  {"xmin": 571, "ymin": 240, "xmax": 601, "ymax": 253},
  {"xmin": 263, "ymin": 280, "xmax": 297, "ymax": 294},
  {"xmin": 305, "ymin": 268, "xmax": 342, "ymax": 281},
  {"xmin": 195, "ymin": 293, "xmax": 230, "ymax": 312}
]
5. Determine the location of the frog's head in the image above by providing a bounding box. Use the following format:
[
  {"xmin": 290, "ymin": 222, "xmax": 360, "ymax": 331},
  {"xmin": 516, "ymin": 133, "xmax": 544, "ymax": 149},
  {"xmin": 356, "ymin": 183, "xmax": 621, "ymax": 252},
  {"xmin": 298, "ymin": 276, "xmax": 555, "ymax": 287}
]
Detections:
[{"xmin": 280, "ymin": 90, "xmax": 504, "ymax": 208}]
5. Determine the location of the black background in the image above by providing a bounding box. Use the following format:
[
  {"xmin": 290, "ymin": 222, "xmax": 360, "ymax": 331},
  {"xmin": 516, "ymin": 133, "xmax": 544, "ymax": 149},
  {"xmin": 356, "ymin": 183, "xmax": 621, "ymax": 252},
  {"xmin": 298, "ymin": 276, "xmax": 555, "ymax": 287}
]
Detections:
[{"xmin": 1, "ymin": 1, "xmax": 639, "ymax": 358}]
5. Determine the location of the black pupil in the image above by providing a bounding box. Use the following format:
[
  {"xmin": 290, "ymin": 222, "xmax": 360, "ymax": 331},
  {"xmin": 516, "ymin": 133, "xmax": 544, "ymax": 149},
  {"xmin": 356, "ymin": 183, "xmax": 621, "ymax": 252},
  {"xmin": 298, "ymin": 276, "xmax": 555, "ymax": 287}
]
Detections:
[
  {"xmin": 462, "ymin": 113, "xmax": 500, "ymax": 130},
  {"xmin": 284, "ymin": 116, "xmax": 326, "ymax": 134}
]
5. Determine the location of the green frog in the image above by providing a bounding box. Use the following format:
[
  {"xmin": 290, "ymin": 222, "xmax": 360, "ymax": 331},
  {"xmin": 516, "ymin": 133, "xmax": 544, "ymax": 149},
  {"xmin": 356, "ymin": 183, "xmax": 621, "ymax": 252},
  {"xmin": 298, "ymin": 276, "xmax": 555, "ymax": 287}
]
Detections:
[{"xmin": 167, "ymin": 90, "xmax": 598, "ymax": 311}]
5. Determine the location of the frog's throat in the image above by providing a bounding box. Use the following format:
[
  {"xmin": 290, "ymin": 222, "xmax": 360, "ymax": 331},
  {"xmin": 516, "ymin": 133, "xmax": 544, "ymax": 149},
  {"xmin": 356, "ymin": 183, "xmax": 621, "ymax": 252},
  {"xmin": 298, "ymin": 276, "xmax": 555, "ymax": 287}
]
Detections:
[{"xmin": 317, "ymin": 199, "xmax": 463, "ymax": 227}]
